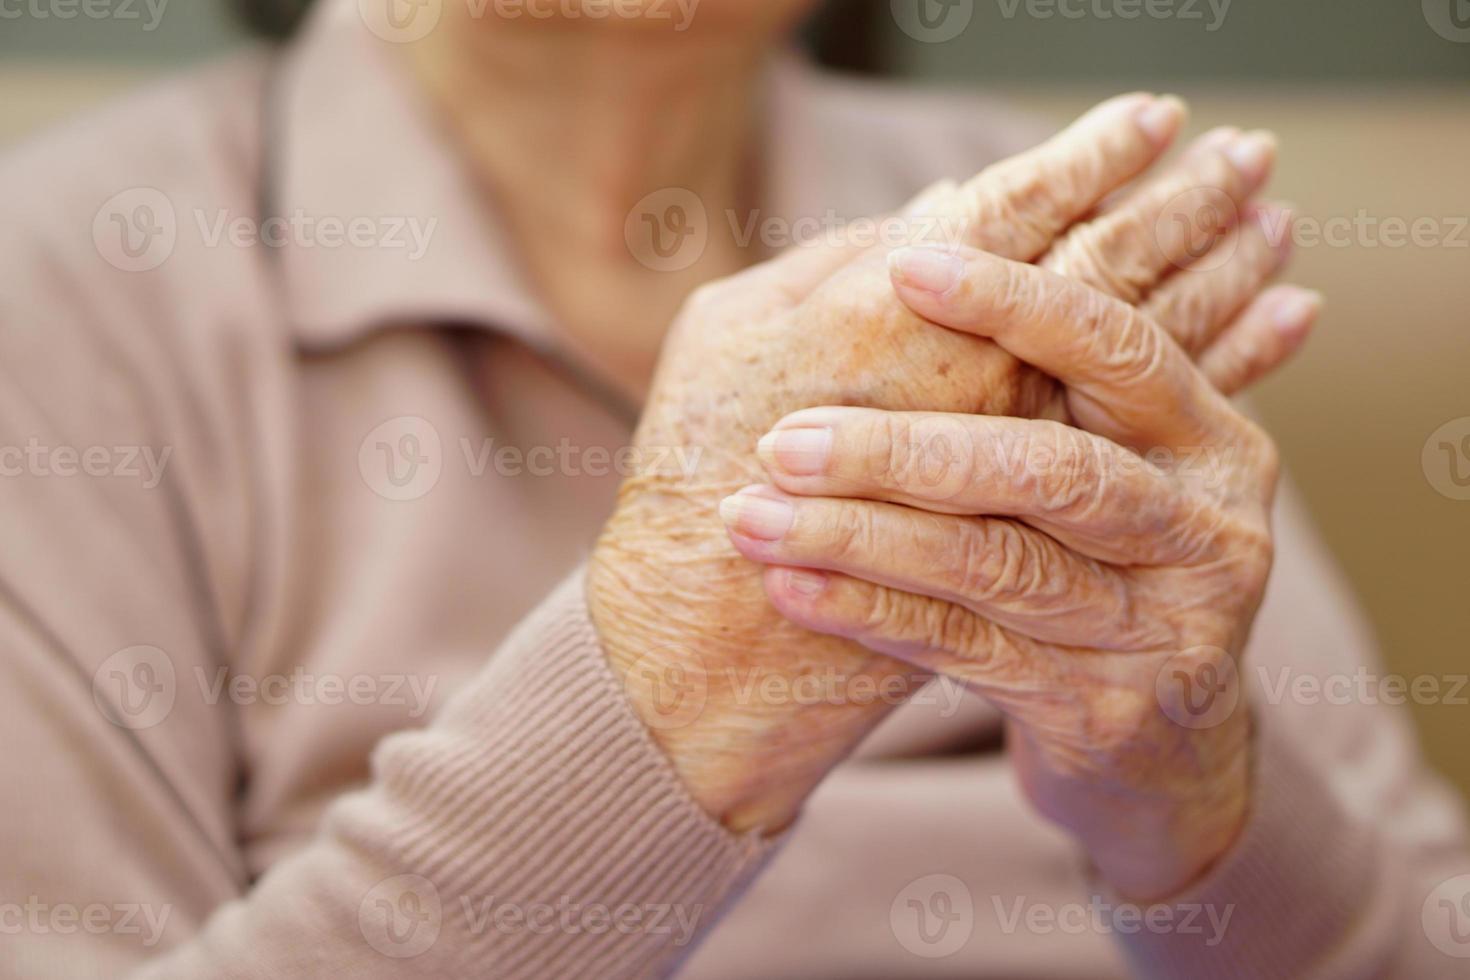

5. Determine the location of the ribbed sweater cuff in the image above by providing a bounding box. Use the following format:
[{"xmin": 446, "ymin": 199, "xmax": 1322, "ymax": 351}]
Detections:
[
  {"xmin": 1111, "ymin": 723, "xmax": 1393, "ymax": 980},
  {"xmin": 333, "ymin": 567, "xmax": 779, "ymax": 978}
]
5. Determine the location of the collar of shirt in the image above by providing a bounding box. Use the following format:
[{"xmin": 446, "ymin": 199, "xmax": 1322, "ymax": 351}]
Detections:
[{"xmin": 265, "ymin": 0, "xmax": 856, "ymax": 355}]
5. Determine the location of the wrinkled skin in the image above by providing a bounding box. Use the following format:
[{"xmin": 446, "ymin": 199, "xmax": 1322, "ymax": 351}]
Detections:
[
  {"xmin": 587, "ymin": 95, "xmax": 1294, "ymax": 839},
  {"xmin": 725, "ymin": 242, "xmax": 1299, "ymax": 896}
]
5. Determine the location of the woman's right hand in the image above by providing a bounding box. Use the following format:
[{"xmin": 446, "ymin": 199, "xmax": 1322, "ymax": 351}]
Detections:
[{"xmin": 587, "ymin": 94, "xmax": 1314, "ymax": 834}]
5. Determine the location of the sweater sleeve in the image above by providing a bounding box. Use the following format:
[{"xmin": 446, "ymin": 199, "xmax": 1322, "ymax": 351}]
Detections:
[{"xmin": 130, "ymin": 570, "xmax": 778, "ymax": 979}]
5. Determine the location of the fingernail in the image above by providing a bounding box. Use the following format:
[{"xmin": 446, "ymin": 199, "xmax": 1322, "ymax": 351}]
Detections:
[
  {"xmin": 1135, "ymin": 94, "xmax": 1185, "ymax": 146},
  {"xmin": 719, "ymin": 491, "xmax": 794, "ymax": 541},
  {"xmin": 758, "ymin": 427, "xmax": 832, "ymax": 476},
  {"xmin": 1225, "ymin": 130, "xmax": 1276, "ymax": 185},
  {"xmin": 889, "ymin": 246, "xmax": 963, "ymax": 295},
  {"xmin": 784, "ymin": 568, "xmax": 828, "ymax": 597},
  {"xmin": 1197, "ymin": 126, "xmax": 1241, "ymax": 151},
  {"xmin": 1270, "ymin": 289, "xmax": 1322, "ymax": 339}
]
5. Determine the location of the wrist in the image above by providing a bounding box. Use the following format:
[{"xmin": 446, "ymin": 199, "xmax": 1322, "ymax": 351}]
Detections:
[
  {"xmin": 588, "ymin": 494, "xmax": 894, "ymax": 834},
  {"xmin": 1084, "ymin": 724, "xmax": 1253, "ymax": 902}
]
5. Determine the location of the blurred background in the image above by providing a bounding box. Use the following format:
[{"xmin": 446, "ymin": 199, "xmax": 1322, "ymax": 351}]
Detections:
[{"xmin": 3, "ymin": 0, "xmax": 1468, "ymax": 800}]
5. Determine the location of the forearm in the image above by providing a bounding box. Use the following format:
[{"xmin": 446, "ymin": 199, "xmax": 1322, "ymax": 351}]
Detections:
[{"xmin": 131, "ymin": 572, "xmax": 774, "ymax": 980}]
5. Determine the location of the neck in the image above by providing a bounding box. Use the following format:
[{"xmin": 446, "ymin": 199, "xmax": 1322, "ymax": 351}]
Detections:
[{"xmin": 404, "ymin": 23, "xmax": 778, "ymax": 400}]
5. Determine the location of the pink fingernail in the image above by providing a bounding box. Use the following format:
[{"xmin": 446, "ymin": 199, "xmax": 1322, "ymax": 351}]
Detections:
[
  {"xmin": 1135, "ymin": 94, "xmax": 1185, "ymax": 146},
  {"xmin": 758, "ymin": 427, "xmax": 832, "ymax": 476},
  {"xmin": 888, "ymin": 246, "xmax": 963, "ymax": 295},
  {"xmin": 719, "ymin": 491, "xmax": 794, "ymax": 541},
  {"xmin": 784, "ymin": 568, "xmax": 828, "ymax": 597},
  {"xmin": 1225, "ymin": 130, "xmax": 1276, "ymax": 185},
  {"xmin": 1270, "ymin": 289, "xmax": 1322, "ymax": 339}
]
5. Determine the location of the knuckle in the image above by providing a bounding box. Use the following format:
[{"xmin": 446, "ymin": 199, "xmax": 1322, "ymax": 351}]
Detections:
[
  {"xmin": 1243, "ymin": 421, "xmax": 1281, "ymax": 488},
  {"xmin": 928, "ymin": 599, "xmax": 983, "ymax": 655},
  {"xmin": 862, "ymin": 586, "xmax": 914, "ymax": 641},
  {"xmin": 877, "ymin": 413, "xmax": 977, "ymax": 499},
  {"xmin": 1147, "ymin": 285, "xmax": 1216, "ymax": 352},
  {"xmin": 873, "ymin": 412, "xmax": 916, "ymax": 490},
  {"xmin": 1012, "ymin": 424, "xmax": 1104, "ymax": 519},
  {"xmin": 1055, "ymin": 219, "xmax": 1156, "ymax": 304},
  {"xmin": 991, "ymin": 261, "xmax": 1045, "ymax": 328},
  {"xmin": 951, "ymin": 520, "xmax": 1002, "ymax": 600},
  {"xmin": 956, "ymin": 521, "xmax": 1036, "ymax": 604},
  {"xmin": 829, "ymin": 503, "xmax": 877, "ymax": 565},
  {"xmin": 1217, "ymin": 511, "xmax": 1275, "ymax": 588},
  {"xmin": 973, "ymin": 162, "xmax": 1072, "ymax": 253},
  {"xmin": 1097, "ymin": 303, "xmax": 1168, "ymax": 384}
]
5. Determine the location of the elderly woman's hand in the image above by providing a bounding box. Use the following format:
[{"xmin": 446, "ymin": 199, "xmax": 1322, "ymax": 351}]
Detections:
[
  {"xmin": 590, "ymin": 93, "xmax": 1309, "ymax": 836},
  {"xmin": 722, "ymin": 243, "xmax": 1303, "ymax": 898}
]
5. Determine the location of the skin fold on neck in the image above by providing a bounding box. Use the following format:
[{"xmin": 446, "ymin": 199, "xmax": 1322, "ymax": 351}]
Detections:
[{"xmin": 399, "ymin": 9, "xmax": 807, "ymax": 401}]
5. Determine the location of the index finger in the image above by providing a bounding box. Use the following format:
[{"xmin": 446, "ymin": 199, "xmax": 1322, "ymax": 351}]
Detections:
[
  {"xmin": 947, "ymin": 93, "xmax": 1187, "ymax": 262},
  {"xmin": 760, "ymin": 93, "xmax": 1185, "ymax": 299},
  {"xmin": 888, "ymin": 243, "xmax": 1236, "ymax": 449}
]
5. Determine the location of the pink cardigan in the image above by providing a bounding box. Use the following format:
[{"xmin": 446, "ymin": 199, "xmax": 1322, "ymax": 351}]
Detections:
[{"xmin": 1, "ymin": 1, "xmax": 1465, "ymax": 976}]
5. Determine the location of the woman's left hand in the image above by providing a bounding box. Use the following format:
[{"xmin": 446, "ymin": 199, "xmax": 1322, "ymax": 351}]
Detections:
[{"xmin": 719, "ymin": 243, "xmax": 1295, "ymax": 901}]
